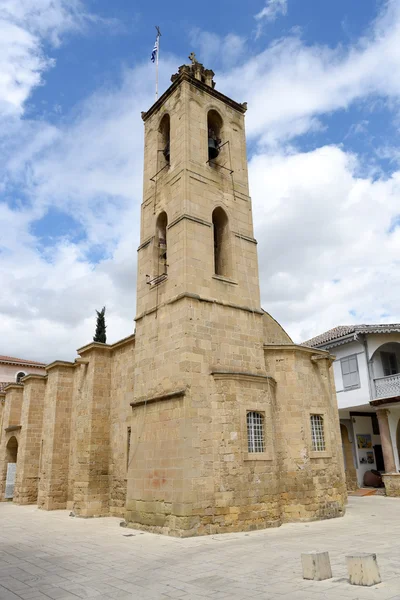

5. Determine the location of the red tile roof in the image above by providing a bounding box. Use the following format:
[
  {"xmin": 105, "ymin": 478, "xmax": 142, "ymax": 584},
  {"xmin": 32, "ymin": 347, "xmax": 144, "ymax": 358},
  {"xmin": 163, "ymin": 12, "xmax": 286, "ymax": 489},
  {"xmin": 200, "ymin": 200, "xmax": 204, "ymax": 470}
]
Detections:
[
  {"xmin": 303, "ymin": 324, "xmax": 400, "ymax": 348},
  {"xmin": 0, "ymin": 355, "xmax": 46, "ymax": 367}
]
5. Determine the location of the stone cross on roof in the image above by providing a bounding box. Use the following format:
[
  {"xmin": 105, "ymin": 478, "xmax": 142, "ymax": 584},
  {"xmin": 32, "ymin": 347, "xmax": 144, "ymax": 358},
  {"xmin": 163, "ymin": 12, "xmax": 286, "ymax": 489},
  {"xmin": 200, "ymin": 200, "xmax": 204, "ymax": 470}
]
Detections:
[{"xmin": 189, "ymin": 52, "xmax": 198, "ymax": 65}]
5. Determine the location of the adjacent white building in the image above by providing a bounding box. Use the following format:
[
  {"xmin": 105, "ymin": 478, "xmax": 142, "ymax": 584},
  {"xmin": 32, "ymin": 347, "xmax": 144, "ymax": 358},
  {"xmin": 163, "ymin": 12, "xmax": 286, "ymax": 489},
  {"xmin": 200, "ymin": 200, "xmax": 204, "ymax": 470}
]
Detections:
[{"xmin": 304, "ymin": 325, "xmax": 400, "ymax": 488}]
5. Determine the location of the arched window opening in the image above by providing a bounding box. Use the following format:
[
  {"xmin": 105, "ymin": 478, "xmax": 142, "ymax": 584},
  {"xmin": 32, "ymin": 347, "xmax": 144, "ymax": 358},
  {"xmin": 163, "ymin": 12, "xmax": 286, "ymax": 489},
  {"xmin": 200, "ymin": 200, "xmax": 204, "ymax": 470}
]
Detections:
[
  {"xmin": 156, "ymin": 211, "xmax": 168, "ymax": 275},
  {"xmin": 158, "ymin": 114, "xmax": 170, "ymax": 167},
  {"xmin": 212, "ymin": 207, "xmax": 231, "ymax": 277},
  {"xmin": 16, "ymin": 372, "xmax": 25, "ymax": 383},
  {"xmin": 6, "ymin": 436, "xmax": 18, "ymax": 464},
  {"xmin": 247, "ymin": 412, "xmax": 265, "ymax": 453},
  {"xmin": 207, "ymin": 110, "xmax": 223, "ymax": 161}
]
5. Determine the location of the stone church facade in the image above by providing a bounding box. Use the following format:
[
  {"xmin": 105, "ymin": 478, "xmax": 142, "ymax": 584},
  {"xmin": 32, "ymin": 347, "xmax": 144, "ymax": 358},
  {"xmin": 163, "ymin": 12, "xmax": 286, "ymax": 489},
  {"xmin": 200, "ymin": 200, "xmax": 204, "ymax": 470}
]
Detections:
[{"xmin": 0, "ymin": 58, "xmax": 346, "ymax": 536}]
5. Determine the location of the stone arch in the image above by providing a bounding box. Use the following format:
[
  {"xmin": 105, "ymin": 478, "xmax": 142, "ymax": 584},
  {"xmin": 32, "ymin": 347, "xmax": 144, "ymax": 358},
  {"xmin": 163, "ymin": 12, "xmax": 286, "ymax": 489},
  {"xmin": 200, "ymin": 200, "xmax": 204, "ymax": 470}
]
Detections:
[
  {"xmin": 212, "ymin": 207, "xmax": 232, "ymax": 278},
  {"xmin": 158, "ymin": 113, "xmax": 170, "ymax": 168},
  {"xmin": 154, "ymin": 211, "xmax": 168, "ymax": 276},
  {"xmin": 340, "ymin": 423, "xmax": 358, "ymax": 491},
  {"xmin": 6, "ymin": 436, "xmax": 18, "ymax": 464},
  {"xmin": 15, "ymin": 371, "xmax": 26, "ymax": 383},
  {"xmin": 207, "ymin": 109, "xmax": 223, "ymax": 162},
  {"xmin": 371, "ymin": 342, "xmax": 400, "ymax": 377}
]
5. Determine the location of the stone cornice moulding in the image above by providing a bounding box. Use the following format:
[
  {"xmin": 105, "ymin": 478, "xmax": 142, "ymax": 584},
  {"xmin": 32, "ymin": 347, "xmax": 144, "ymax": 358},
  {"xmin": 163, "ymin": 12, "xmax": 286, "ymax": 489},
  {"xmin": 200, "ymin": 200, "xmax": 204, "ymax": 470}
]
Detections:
[
  {"xmin": 131, "ymin": 388, "xmax": 186, "ymax": 408},
  {"xmin": 168, "ymin": 213, "xmax": 212, "ymax": 230},
  {"xmin": 21, "ymin": 374, "xmax": 48, "ymax": 383},
  {"xmin": 264, "ymin": 343, "xmax": 332, "ymax": 356},
  {"xmin": 5, "ymin": 425, "xmax": 21, "ymax": 433},
  {"xmin": 77, "ymin": 335, "xmax": 136, "ymax": 358},
  {"xmin": 142, "ymin": 71, "xmax": 246, "ymax": 123},
  {"xmin": 110, "ymin": 334, "xmax": 136, "ymax": 352},
  {"xmin": 211, "ymin": 371, "xmax": 277, "ymax": 386},
  {"xmin": 77, "ymin": 342, "xmax": 112, "ymax": 356},
  {"xmin": 135, "ymin": 292, "xmax": 264, "ymax": 322},
  {"xmin": 3, "ymin": 384, "xmax": 24, "ymax": 393},
  {"xmin": 46, "ymin": 360, "xmax": 76, "ymax": 372},
  {"xmin": 0, "ymin": 359, "xmax": 46, "ymax": 368}
]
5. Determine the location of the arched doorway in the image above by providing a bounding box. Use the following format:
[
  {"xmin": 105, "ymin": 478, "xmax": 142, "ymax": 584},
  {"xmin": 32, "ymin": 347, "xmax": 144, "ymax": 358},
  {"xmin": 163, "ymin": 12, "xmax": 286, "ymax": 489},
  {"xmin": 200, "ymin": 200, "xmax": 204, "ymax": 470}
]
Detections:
[
  {"xmin": 340, "ymin": 424, "xmax": 358, "ymax": 491},
  {"xmin": 5, "ymin": 436, "xmax": 18, "ymax": 499}
]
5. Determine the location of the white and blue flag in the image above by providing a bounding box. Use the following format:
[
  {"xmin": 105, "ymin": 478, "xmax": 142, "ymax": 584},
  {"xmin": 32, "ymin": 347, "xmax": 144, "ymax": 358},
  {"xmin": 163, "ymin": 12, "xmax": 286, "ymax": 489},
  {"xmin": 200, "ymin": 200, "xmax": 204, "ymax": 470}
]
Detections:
[{"xmin": 151, "ymin": 36, "xmax": 159, "ymax": 63}]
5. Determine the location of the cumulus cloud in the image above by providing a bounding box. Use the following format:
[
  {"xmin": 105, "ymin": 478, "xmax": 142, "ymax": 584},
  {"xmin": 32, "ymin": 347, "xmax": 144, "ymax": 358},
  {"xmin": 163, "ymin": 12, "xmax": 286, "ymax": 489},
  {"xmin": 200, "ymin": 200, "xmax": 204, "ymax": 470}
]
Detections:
[
  {"xmin": 220, "ymin": 0, "xmax": 400, "ymax": 147},
  {"xmin": 255, "ymin": 0, "xmax": 288, "ymax": 23},
  {"xmin": 250, "ymin": 146, "xmax": 400, "ymax": 342},
  {"xmin": 2, "ymin": 0, "xmax": 400, "ymax": 362},
  {"xmin": 189, "ymin": 28, "xmax": 246, "ymax": 67}
]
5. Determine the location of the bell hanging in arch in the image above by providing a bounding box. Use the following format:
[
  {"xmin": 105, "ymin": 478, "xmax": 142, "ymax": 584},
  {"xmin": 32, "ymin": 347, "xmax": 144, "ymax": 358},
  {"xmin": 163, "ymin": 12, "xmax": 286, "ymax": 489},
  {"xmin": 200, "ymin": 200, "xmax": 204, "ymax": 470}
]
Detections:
[{"xmin": 208, "ymin": 137, "xmax": 220, "ymax": 160}]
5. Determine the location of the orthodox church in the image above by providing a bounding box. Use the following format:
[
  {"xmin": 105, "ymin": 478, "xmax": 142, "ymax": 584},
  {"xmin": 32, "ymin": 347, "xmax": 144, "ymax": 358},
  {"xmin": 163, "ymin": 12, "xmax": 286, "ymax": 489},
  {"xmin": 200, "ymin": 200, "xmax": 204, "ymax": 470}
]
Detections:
[{"xmin": 0, "ymin": 56, "xmax": 346, "ymax": 536}]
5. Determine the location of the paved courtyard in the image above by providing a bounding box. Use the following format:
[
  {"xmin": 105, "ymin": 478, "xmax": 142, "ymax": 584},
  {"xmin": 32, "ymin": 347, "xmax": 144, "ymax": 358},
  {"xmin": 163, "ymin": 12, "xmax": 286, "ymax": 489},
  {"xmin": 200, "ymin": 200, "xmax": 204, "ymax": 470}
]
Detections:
[{"xmin": 1, "ymin": 497, "xmax": 400, "ymax": 600}]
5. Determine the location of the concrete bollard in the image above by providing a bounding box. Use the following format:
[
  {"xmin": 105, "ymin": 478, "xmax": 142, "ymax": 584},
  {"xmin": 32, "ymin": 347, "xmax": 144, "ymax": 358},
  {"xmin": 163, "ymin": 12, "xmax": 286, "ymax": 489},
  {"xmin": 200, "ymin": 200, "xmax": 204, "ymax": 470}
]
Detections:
[
  {"xmin": 346, "ymin": 553, "xmax": 381, "ymax": 586},
  {"xmin": 301, "ymin": 551, "xmax": 332, "ymax": 581}
]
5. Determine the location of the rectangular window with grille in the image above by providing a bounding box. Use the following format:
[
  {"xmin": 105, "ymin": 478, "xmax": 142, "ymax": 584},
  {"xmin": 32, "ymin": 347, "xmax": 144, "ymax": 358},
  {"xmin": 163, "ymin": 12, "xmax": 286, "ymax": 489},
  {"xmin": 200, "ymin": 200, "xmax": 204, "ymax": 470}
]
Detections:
[
  {"xmin": 247, "ymin": 411, "xmax": 265, "ymax": 453},
  {"xmin": 310, "ymin": 414, "xmax": 325, "ymax": 452},
  {"xmin": 341, "ymin": 355, "xmax": 360, "ymax": 389}
]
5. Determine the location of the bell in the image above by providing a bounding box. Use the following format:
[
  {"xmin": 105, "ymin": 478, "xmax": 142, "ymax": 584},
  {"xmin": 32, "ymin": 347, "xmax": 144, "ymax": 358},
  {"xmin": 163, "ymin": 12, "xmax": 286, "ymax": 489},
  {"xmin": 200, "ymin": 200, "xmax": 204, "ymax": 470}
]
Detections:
[
  {"xmin": 208, "ymin": 138, "xmax": 219, "ymax": 160},
  {"xmin": 163, "ymin": 141, "xmax": 170, "ymax": 163}
]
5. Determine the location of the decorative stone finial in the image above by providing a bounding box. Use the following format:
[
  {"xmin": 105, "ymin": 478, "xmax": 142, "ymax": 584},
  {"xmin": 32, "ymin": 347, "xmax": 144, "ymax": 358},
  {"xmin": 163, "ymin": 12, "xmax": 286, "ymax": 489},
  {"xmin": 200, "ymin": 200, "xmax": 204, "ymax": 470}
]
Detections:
[{"xmin": 170, "ymin": 54, "xmax": 216, "ymax": 88}]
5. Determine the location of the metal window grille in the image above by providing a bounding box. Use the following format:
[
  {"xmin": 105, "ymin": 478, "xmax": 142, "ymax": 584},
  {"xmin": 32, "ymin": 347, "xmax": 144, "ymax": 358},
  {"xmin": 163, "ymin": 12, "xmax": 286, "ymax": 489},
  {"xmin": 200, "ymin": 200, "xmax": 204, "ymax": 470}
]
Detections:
[
  {"xmin": 247, "ymin": 411, "xmax": 265, "ymax": 453},
  {"xmin": 310, "ymin": 414, "xmax": 325, "ymax": 451}
]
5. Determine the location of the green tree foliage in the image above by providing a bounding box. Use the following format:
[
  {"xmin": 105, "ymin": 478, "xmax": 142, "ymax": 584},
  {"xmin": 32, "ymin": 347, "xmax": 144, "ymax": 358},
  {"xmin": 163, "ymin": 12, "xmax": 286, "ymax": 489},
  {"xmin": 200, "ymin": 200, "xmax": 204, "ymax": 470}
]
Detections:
[{"xmin": 93, "ymin": 306, "xmax": 107, "ymax": 343}]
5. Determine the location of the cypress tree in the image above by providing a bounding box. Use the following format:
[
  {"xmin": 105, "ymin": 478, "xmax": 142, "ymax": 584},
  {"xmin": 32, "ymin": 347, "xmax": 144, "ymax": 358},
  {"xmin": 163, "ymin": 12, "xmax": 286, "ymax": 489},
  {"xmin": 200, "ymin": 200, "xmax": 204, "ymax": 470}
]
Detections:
[{"xmin": 93, "ymin": 306, "xmax": 107, "ymax": 343}]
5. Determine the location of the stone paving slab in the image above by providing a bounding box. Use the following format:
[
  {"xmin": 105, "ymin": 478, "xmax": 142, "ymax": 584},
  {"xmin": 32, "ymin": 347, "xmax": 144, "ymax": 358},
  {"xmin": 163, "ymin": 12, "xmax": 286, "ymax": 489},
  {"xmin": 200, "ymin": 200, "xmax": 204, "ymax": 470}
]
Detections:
[{"xmin": 1, "ymin": 497, "xmax": 400, "ymax": 599}]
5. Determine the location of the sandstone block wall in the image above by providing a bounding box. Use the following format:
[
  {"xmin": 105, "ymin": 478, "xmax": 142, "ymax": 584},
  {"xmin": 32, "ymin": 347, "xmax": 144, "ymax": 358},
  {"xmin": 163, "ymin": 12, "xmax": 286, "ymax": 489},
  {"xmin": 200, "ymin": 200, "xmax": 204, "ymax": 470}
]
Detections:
[
  {"xmin": 109, "ymin": 336, "xmax": 135, "ymax": 516},
  {"xmin": 14, "ymin": 375, "xmax": 46, "ymax": 505},
  {"xmin": 0, "ymin": 386, "xmax": 23, "ymax": 499},
  {"xmin": 37, "ymin": 363, "xmax": 74, "ymax": 510}
]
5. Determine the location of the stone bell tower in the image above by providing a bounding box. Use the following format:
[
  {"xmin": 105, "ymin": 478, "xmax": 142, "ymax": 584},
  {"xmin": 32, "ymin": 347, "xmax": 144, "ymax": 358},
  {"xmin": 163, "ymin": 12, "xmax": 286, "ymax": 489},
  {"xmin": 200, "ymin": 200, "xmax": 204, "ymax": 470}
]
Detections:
[{"xmin": 125, "ymin": 55, "xmax": 346, "ymax": 536}]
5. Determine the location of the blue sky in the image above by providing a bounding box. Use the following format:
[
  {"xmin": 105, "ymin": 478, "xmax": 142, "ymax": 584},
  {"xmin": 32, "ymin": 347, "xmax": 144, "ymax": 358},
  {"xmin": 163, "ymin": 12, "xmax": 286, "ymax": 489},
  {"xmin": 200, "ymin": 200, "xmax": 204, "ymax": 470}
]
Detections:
[{"xmin": 1, "ymin": 0, "xmax": 400, "ymax": 361}]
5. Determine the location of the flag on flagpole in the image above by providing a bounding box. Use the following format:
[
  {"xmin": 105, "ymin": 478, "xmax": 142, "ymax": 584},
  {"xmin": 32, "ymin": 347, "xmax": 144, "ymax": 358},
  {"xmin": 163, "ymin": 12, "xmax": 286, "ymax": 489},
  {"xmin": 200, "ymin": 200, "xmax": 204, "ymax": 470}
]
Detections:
[{"xmin": 151, "ymin": 36, "xmax": 159, "ymax": 63}]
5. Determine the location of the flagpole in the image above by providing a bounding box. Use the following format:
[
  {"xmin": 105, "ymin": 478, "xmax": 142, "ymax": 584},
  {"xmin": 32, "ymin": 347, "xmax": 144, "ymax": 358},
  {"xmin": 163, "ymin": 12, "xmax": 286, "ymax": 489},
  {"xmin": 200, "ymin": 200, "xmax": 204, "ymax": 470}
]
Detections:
[{"xmin": 155, "ymin": 26, "xmax": 161, "ymax": 101}]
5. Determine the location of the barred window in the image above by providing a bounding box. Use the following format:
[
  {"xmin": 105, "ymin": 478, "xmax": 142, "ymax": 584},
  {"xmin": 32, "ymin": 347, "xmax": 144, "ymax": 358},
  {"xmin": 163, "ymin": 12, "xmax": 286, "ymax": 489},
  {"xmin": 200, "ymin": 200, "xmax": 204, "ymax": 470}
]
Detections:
[
  {"xmin": 247, "ymin": 411, "xmax": 265, "ymax": 453},
  {"xmin": 310, "ymin": 414, "xmax": 325, "ymax": 451}
]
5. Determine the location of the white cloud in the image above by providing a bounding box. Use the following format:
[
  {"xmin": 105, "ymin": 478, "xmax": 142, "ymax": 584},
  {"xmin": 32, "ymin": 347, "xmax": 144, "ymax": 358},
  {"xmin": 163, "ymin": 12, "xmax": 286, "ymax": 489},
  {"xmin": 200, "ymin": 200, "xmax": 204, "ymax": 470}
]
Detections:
[
  {"xmin": 3, "ymin": 0, "xmax": 400, "ymax": 363},
  {"xmin": 0, "ymin": 0, "xmax": 108, "ymax": 116},
  {"xmin": 250, "ymin": 145, "xmax": 400, "ymax": 342},
  {"xmin": 255, "ymin": 0, "xmax": 288, "ymax": 23},
  {"xmin": 189, "ymin": 28, "xmax": 246, "ymax": 68},
  {"xmin": 220, "ymin": 0, "xmax": 400, "ymax": 147}
]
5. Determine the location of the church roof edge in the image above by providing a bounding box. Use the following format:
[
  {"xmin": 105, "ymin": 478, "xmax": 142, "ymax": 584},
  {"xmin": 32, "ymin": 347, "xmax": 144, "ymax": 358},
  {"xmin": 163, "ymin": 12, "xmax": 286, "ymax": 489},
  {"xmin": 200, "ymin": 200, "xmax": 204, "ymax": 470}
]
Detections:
[{"xmin": 141, "ymin": 70, "xmax": 247, "ymax": 123}]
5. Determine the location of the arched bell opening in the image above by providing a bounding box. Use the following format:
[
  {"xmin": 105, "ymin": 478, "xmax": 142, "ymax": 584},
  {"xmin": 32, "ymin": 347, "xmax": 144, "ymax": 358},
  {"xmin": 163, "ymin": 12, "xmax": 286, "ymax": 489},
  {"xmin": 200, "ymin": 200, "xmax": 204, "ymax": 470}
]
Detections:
[
  {"xmin": 212, "ymin": 207, "xmax": 231, "ymax": 278},
  {"xmin": 207, "ymin": 109, "xmax": 223, "ymax": 162},
  {"xmin": 155, "ymin": 211, "xmax": 168, "ymax": 276},
  {"xmin": 158, "ymin": 114, "xmax": 170, "ymax": 167}
]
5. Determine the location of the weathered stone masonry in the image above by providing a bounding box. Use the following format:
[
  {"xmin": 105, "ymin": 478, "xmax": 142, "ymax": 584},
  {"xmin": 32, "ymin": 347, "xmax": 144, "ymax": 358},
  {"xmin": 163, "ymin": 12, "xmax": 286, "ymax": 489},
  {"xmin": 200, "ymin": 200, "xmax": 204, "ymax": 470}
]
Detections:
[{"xmin": 0, "ymin": 57, "xmax": 346, "ymax": 535}]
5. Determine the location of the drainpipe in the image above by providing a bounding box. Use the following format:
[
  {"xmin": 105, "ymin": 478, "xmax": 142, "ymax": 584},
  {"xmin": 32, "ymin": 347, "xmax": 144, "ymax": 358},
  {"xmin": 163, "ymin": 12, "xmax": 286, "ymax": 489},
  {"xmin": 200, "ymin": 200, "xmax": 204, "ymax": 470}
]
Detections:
[{"xmin": 361, "ymin": 334, "xmax": 375, "ymax": 401}]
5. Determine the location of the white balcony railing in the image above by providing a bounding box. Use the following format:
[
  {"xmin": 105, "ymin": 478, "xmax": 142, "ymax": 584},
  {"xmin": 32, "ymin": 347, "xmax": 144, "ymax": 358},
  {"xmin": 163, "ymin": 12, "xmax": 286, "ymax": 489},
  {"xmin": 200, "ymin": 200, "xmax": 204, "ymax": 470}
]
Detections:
[{"xmin": 374, "ymin": 373, "xmax": 400, "ymax": 399}]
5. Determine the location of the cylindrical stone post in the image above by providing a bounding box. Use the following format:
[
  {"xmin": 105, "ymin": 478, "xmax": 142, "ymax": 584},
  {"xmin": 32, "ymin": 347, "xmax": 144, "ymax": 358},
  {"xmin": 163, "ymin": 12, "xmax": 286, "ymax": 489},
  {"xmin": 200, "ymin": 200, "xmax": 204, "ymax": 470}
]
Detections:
[
  {"xmin": 346, "ymin": 553, "xmax": 381, "ymax": 586},
  {"xmin": 376, "ymin": 409, "xmax": 396, "ymax": 473},
  {"xmin": 301, "ymin": 551, "xmax": 332, "ymax": 581}
]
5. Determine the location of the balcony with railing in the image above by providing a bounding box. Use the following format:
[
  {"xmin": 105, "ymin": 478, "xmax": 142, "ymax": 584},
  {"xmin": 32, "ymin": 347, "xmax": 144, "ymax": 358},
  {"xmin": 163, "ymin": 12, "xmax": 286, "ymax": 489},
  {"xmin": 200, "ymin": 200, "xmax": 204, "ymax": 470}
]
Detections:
[
  {"xmin": 374, "ymin": 373, "xmax": 400, "ymax": 399},
  {"xmin": 371, "ymin": 342, "xmax": 400, "ymax": 400}
]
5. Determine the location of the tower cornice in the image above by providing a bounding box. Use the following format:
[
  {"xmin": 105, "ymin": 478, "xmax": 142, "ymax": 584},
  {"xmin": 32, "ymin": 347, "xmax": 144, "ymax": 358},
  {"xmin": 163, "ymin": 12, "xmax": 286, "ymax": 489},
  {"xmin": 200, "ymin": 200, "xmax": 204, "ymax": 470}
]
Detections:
[{"xmin": 141, "ymin": 70, "xmax": 247, "ymax": 122}]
